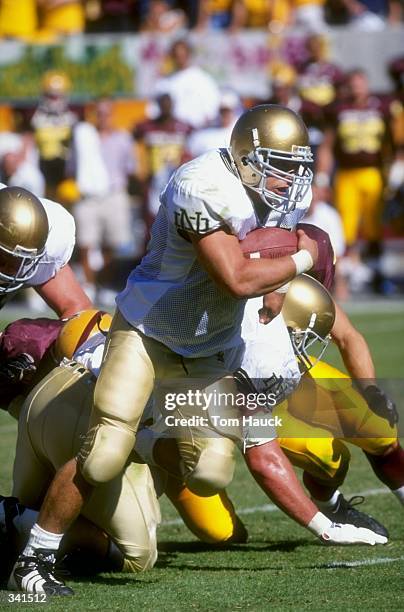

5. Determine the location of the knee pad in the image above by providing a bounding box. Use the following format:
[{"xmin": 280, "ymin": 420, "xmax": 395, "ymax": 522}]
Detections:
[
  {"xmin": 185, "ymin": 447, "xmax": 235, "ymax": 497},
  {"xmin": 122, "ymin": 546, "xmax": 158, "ymax": 573},
  {"xmin": 78, "ymin": 422, "xmax": 135, "ymax": 485},
  {"xmin": 168, "ymin": 484, "xmax": 247, "ymax": 544},
  {"xmin": 306, "ymin": 438, "xmax": 351, "ymax": 482}
]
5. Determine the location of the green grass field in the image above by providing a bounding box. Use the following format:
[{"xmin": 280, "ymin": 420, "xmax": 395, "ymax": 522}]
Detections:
[{"xmin": 0, "ymin": 304, "xmax": 403, "ymax": 611}]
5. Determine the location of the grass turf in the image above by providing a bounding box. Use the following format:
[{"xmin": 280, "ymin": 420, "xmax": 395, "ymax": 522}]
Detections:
[{"xmin": 0, "ymin": 305, "xmax": 403, "ymax": 611}]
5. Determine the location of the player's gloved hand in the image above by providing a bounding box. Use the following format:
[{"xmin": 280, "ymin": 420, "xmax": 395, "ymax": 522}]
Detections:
[
  {"xmin": 362, "ymin": 385, "xmax": 399, "ymax": 428},
  {"xmin": 0, "ymin": 353, "xmax": 37, "ymax": 384},
  {"xmin": 307, "ymin": 511, "xmax": 387, "ymax": 545},
  {"xmin": 320, "ymin": 522, "xmax": 388, "ymax": 546}
]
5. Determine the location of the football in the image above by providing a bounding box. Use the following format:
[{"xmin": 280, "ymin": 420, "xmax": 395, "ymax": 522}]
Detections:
[{"xmin": 239, "ymin": 227, "xmax": 298, "ymax": 259}]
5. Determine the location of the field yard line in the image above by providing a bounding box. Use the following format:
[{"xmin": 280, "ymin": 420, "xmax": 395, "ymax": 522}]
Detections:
[
  {"xmin": 326, "ymin": 555, "xmax": 404, "ymax": 568},
  {"xmin": 161, "ymin": 487, "xmax": 390, "ymax": 526}
]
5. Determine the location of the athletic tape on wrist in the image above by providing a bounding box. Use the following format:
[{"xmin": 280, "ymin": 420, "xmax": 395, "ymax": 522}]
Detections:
[
  {"xmin": 306, "ymin": 511, "xmax": 332, "ymax": 537},
  {"xmin": 291, "ymin": 250, "xmax": 314, "ymax": 275}
]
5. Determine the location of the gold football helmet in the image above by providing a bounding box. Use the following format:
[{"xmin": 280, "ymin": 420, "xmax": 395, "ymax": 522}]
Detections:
[
  {"xmin": 53, "ymin": 309, "xmax": 112, "ymax": 362},
  {"xmin": 281, "ymin": 274, "xmax": 336, "ymax": 372},
  {"xmin": 230, "ymin": 104, "xmax": 313, "ymax": 212},
  {"xmin": 0, "ymin": 186, "xmax": 49, "ymax": 294}
]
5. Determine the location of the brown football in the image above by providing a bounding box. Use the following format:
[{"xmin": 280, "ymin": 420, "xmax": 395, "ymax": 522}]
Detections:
[{"xmin": 240, "ymin": 227, "xmax": 298, "ymax": 259}]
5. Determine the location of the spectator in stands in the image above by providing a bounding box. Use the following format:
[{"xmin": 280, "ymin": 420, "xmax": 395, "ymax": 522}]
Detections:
[
  {"xmin": 329, "ymin": 0, "xmax": 401, "ymax": 29},
  {"xmin": 154, "ymin": 38, "xmax": 221, "ymax": 129},
  {"xmin": 186, "ymin": 90, "xmax": 242, "ymax": 158},
  {"xmin": 0, "ymin": 0, "xmax": 37, "ymax": 41},
  {"xmin": 229, "ymin": 0, "xmax": 276, "ymax": 30},
  {"xmin": 72, "ymin": 98, "xmax": 136, "ymax": 299},
  {"xmin": 193, "ymin": 0, "xmax": 234, "ymax": 30},
  {"xmin": 139, "ymin": 0, "xmax": 187, "ymax": 32},
  {"xmin": 133, "ymin": 92, "xmax": 192, "ymax": 232},
  {"xmin": 37, "ymin": 0, "xmax": 85, "ymax": 38},
  {"xmin": 85, "ymin": 0, "xmax": 137, "ymax": 33},
  {"xmin": 292, "ymin": 0, "xmax": 328, "ymax": 30},
  {"xmin": 30, "ymin": 70, "xmax": 78, "ymax": 200},
  {"xmin": 230, "ymin": 0, "xmax": 326, "ymax": 32},
  {"xmin": 316, "ymin": 69, "xmax": 398, "ymax": 294}
]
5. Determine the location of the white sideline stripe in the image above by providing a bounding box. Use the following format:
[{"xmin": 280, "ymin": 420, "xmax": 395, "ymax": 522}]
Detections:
[
  {"xmin": 326, "ymin": 555, "xmax": 404, "ymax": 568},
  {"xmin": 161, "ymin": 487, "xmax": 389, "ymax": 526}
]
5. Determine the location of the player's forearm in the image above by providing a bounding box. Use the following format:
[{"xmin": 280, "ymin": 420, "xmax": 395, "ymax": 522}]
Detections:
[
  {"xmin": 337, "ymin": 332, "xmax": 376, "ymax": 389},
  {"xmin": 226, "ymin": 256, "xmax": 303, "ymax": 299},
  {"xmin": 244, "ymin": 440, "xmax": 318, "ymax": 527},
  {"xmin": 331, "ymin": 304, "xmax": 376, "ymax": 387}
]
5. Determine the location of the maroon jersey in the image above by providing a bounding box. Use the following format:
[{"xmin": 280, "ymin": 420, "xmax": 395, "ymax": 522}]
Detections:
[
  {"xmin": 297, "ymin": 223, "xmax": 335, "ymax": 291},
  {"xmin": 134, "ymin": 117, "xmax": 192, "ymax": 177},
  {"xmin": 324, "ymin": 96, "xmax": 393, "ymax": 169},
  {"xmin": 297, "ymin": 60, "xmax": 345, "ymax": 108},
  {"xmin": 0, "ymin": 318, "xmax": 63, "ymax": 410},
  {"xmin": 134, "ymin": 116, "xmax": 192, "ymax": 219}
]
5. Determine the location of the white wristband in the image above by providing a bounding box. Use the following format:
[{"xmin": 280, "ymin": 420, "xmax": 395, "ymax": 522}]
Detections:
[
  {"xmin": 306, "ymin": 511, "xmax": 333, "ymax": 537},
  {"xmin": 291, "ymin": 249, "xmax": 314, "ymax": 275},
  {"xmin": 275, "ymin": 282, "xmax": 291, "ymax": 294}
]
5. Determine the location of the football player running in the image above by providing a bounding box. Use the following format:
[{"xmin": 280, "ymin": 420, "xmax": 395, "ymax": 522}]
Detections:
[
  {"xmin": 8, "ymin": 105, "xmax": 386, "ymax": 596},
  {"xmin": 0, "ymin": 185, "xmax": 91, "ymax": 317}
]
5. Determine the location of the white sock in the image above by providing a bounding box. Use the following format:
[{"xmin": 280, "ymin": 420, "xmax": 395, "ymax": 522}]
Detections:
[
  {"xmin": 313, "ymin": 489, "xmax": 341, "ymax": 512},
  {"xmin": 392, "ymin": 485, "xmax": 404, "ymax": 506},
  {"xmin": 22, "ymin": 523, "xmax": 63, "ymax": 557}
]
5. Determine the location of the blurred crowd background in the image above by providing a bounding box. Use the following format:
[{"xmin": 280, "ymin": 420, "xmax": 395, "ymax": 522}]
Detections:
[
  {"xmin": 0, "ymin": 1, "xmax": 403, "ymax": 308},
  {"xmin": 0, "ymin": 0, "xmax": 403, "ymax": 39}
]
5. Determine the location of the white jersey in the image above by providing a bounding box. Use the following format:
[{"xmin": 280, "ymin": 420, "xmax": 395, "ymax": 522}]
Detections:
[
  {"xmin": 73, "ymin": 331, "xmax": 106, "ymax": 377},
  {"xmin": 0, "ymin": 183, "xmax": 75, "ymax": 288},
  {"xmin": 28, "ymin": 197, "xmax": 75, "ymax": 286},
  {"xmin": 117, "ymin": 149, "xmax": 312, "ymax": 357}
]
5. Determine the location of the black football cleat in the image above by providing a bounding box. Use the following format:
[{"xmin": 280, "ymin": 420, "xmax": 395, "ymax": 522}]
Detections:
[
  {"xmin": 8, "ymin": 549, "xmax": 74, "ymax": 596},
  {"xmin": 323, "ymin": 494, "xmax": 389, "ymax": 538}
]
